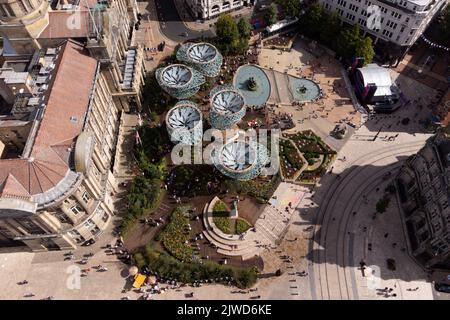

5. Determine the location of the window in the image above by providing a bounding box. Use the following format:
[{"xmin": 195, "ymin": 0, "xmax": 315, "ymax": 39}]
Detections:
[
  {"xmin": 25, "ymin": 0, "xmax": 34, "ymax": 9},
  {"xmin": 0, "ymin": 5, "xmax": 6, "ymax": 17},
  {"xmin": 391, "ymin": 12, "xmax": 402, "ymax": 19},
  {"xmin": 405, "ymin": 17, "xmax": 410, "ymax": 23},
  {"xmin": 400, "ymin": 26, "xmax": 405, "ymax": 33},
  {"xmin": 16, "ymin": 219, "xmax": 45, "ymax": 235},
  {"xmin": 17, "ymin": 0, "xmax": 28, "ymax": 14},
  {"xmin": 82, "ymin": 191, "xmax": 91, "ymax": 204},
  {"xmin": 84, "ymin": 219, "xmax": 96, "ymax": 228},
  {"xmin": 71, "ymin": 205, "xmax": 83, "ymax": 215}
]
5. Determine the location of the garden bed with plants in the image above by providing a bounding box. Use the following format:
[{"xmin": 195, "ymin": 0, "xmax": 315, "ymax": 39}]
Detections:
[
  {"xmin": 133, "ymin": 244, "xmax": 258, "ymax": 288},
  {"xmin": 159, "ymin": 206, "xmax": 193, "ymax": 263},
  {"xmin": 279, "ymin": 139, "xmax": 303, "ymax": 179},
  {"xmin": 224, "ymin": 174, "xmax": 281, "ymax": 203},
  {"xmin": 212, "ymin": 200, "xmax": 252, "ymax": 235},
  {"xmin": 286, "ymin": 130, "xmax": 336, "ymax": 183}
]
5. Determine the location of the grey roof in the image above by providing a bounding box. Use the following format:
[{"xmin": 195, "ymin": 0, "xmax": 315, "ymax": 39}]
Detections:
[
  {"xmin": 187, "ymin": 43, "xmax": 218, "ymax": 63},
  {"xmin": 160, "ymin": 64, "xmax": 192, "ymax": 87},
  {"xmin": 220, "ymin": 141, "xmax": 255, "ymax": 171},
  {"xmin": 167, "ymin": 105, "xmax": 201, "ymax": 130},
  {"xmin": 212, "ymin": 90, "xmax": 245, "ymax": 115}
]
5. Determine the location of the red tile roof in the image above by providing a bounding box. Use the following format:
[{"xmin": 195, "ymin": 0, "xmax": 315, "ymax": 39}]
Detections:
[
  {"xmin": 38, "ymin": 10, "xmax": 90, "ymax": 39},
  {"xmin": 0, "ymin": 40, "xmax": 98, "ymax": 199}
]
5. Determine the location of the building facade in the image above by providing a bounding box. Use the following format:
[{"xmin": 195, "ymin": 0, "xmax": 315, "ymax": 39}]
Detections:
[
  {"xmin": 0, "ymin": 40, "xmax": 120, "ymax": 251},
  {"xmin": 396, "ymin": 133, "xmax": 450, "ymax": 270},
  {"xmin": 319, "ymin": 0, "xmax": 448, "ymax": 61},
  {"xmin": 184, "ymin": 0, "xmax": 245, "ymax": 19},
  {"xmin": 0, "ymin": 0, "xmax": 145, "ymax": 112}
]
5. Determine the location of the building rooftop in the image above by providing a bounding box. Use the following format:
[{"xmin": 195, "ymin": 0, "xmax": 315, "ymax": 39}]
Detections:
[
  {"xmin": 357, "ymin": 64, "xmax": 396, "ymax": 97},
  {"xmin": 0, "ymin": 40, "xmax": 98, "ymax": 209},
  {"xmin": 38, "ymin": 10, "xmax": 91, "ymax": 39}
]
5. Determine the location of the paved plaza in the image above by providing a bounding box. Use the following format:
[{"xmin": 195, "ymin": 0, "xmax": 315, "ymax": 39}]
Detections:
[{"xmin": 0, "ymin": 5, "xmax": 448, "ymax": 299}]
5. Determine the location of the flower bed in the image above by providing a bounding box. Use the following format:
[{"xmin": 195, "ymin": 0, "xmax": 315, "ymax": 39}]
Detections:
[
  {"xmin": 159, "ymin": 206, "xmax": 193, "ymax": 262},
  {"xmin": 279, "ymin": 139, "xmax": 303, "ymax": 179},
  {"xmin": 212, "ymin": 199, "xmax": 252, "ymax": 235},
  {"xmin": 286, "ymin": 130, "xmax": 336, "ymax": 183},
  {"xmin": 224, "ymin": 174, "xmax": 281, "ymax": 202},
  {"xmin": 235, "ymin": 218, "xmax": 252, "ymax": 234}
]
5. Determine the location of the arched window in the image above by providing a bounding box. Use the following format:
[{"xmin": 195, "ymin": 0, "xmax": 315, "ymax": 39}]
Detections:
[{"xmin": 211, "ymin": 4, "xmax": 220, "ymax": 13}]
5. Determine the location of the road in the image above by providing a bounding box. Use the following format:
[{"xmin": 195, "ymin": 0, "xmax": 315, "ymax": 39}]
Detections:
[{"xmin": 154, "ymin": 0, "xmax": 214, "ymax": 42}]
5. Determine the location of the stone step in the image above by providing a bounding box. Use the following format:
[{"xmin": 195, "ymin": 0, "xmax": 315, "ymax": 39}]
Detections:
[
  {"xmin": 202, "ymin": 231, "xmax": 233, "ymax": 251},
  {"xmin": 217, "ymin": 246, "xmax": 264, "ymax": 260},
  {"xmin": 254, "ymin": 221, "xmax": 279, "ymax": 243},
  {"xmin": 202, "ymin": 229, "xmax": 264, "ymax": 254}
]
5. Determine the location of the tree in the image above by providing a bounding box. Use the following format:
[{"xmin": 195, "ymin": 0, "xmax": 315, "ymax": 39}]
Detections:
[
  {"xmin": 237, "ymin": 17, "xmax": 252, "ymax": 39},
  {"xmin": 215, "ymin": 14, "xmax": 240, "ymax": 55},
  {"xmin": 301, "ymin": 3, "xmax": 324, "ymax": 38},
  {"xmin": 335, "ymin": 24, "xmax": 375, "ymax": 64},
  {"xmin": 264, "ymin": 3, "xmax": 277, "ymax": 26},
  {"xmin": 320, "ymin": 11, "xmax": 341, "ymax": 48},
  {"xmin": 336, "ymin": 24, "xmax": 362, "ymax": 59},
  {"xmin": 275, "ymin": 0, "xmax": 300, "ymax": 17},
  {"xmin": 355, "ymin": 36, "xmax": 375, "ymax": 65}
]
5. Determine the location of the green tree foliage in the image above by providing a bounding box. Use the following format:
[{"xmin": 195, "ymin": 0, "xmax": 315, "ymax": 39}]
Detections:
[
  {"xmin": 134, "ymin": 244, "xmax": 259, "ymax": 288},
  {"xmin": 301, "ymin": 2, "xmax": 324, "ymax": 38},
  {"xmin": 320, "ymin": 11, "xmax": 340, "ymax": 47},
  {"xmin": 120, "ymin": 176, "xmax": 162, "ymax": 234},
  {"xmin": 137, "ymin": 150, "xmax": 166, "ymax": 180},
  {"xmin": 336, "ymin": 24, "xmax": 361, "ymax": 58},
  {"xmin": 275, "ymin": 0, "xmax": 301, "ymax": 17},
  {"xmin": 215, "ymin": 14, "xmax": 240, "ymax": 55},
  {"xmin": 336, "ymin": 25, "xmax": 374, "ymax": 64},
  {"xmin": 264, "ymin": 3, "xmax": 278, "ymax": 26},
  {"xmin": 237, "ymin": 17, "xmax": 252, "ymax": 39},
  {"xmin": 136, "ymin": 125, "xmax": 171, "ymax": 164},
  {"xmin": 355, "ymin": 36, "xmax": 375, "ymax": 65}
]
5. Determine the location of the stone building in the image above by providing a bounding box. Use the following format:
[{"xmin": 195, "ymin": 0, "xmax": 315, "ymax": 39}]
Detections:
[
  {"xmin": 184, "ymin": 0, "xmax": 245, "ymax": 19},
  {"xmin": 0, "ymin": 0, "xmax": 145, "ymax": 112},
  {"xmin": 319, "ymin": 0, "xmax": 448, "ymax": 62},
  {"xmin": 396, "ymin": 133, "xmax": 450, "ymax": 270},
  {"xmin": 0, "ymin": 39, "xmax": 121, "ymax": 251}
]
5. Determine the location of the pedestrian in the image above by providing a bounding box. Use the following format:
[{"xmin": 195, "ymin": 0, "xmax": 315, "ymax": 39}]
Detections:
[{"xmin": 384, "ymin": 233, "xmax": 389, "ymax": 238}]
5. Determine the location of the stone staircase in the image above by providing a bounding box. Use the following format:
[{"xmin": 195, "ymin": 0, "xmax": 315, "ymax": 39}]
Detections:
[
  {"xmin": 202, "ymin": 197, "xmax": 273, "ymax": 260},
  {"xmin": 201, "ymin": 186, "xmax": 306, "ymax": 260}
]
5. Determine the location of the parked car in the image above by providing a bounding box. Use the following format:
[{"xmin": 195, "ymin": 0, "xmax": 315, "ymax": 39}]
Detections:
[{"xmin": 435, "ymin": 282, "xmax": 450, "ymax": 294}]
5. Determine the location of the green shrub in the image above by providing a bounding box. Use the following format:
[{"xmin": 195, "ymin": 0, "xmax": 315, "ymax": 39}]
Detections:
[
  {"xmin": 235, "ymin": 218, "xmax": 251, "ymax": 234},
  {"xmin": 159, "ymin": 206, "xmax": 193, "ymax": 262},
  {"xmin": 133, "ymin": 245, "xmax": 258, "ymax": 288},
  {"xmin": 119, "ymin": 176, "xmax": 163, "ymax": 235},
  {"xmin": 213, "ymin": 216, "xmax": 232, "ymax": 234}
]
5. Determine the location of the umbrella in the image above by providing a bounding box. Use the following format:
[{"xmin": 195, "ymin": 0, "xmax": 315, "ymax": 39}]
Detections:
[{"xmin": 128, "ymin": 266, "xmax": 139, "ymax": 276}]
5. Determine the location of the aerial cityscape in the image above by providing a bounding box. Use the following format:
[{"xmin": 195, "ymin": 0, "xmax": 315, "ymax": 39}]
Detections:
[{"xmin": 0, "ymin": 0, "xmax": 449, "ymax": 303}]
